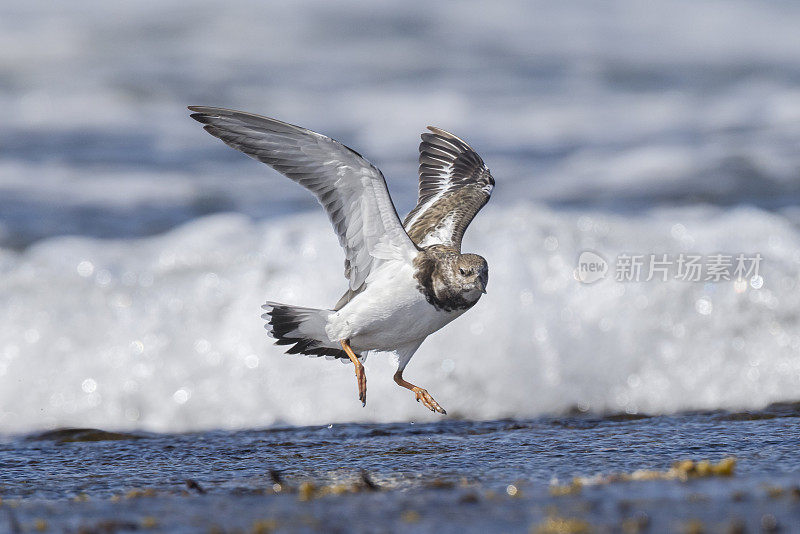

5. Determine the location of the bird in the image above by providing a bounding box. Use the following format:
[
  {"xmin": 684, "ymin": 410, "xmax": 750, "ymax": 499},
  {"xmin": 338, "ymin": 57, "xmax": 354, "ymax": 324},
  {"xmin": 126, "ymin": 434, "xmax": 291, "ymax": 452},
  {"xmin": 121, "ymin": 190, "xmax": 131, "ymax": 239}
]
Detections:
[{"xmin": 189, "ymin": 107, "xmax": 494, "ymax": 414}]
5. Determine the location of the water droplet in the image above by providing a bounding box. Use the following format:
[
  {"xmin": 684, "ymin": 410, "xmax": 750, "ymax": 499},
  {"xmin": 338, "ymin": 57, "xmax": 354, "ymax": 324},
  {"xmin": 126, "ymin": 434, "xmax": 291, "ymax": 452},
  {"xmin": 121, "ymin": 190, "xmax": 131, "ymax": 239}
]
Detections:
[
  {"xmin": 24, "ymin": 329, "xmax": 40, "ymax": 343},
  {"xmin": 695, "ymin": 298, "xmax": 713, "ymax": 315},
  {"xmin": 81, "ymin": 378, "xmax": 97, "ymax": 393},
  {"xmin": 543, "ymin": 236, "xmax": 559, "ymax": 251},
  {"xmin": 95, "ymin": 270, "xmax": 112, "ymax": 287},
  {"xmin": 173, "ymin": 388, "xmax": 190, "ymax": 404},
  {"xmin": 77, "ymin": 261, "xmax": 94, "ymax": 277}
]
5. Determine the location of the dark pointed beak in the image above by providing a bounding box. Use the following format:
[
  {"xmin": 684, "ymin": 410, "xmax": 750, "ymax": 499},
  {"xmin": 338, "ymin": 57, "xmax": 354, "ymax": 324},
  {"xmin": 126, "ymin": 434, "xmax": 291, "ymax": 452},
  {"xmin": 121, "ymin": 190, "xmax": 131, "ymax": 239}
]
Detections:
[{"xmin": 476, "ymin": 277, "xmax": 487, "ymax": 294}]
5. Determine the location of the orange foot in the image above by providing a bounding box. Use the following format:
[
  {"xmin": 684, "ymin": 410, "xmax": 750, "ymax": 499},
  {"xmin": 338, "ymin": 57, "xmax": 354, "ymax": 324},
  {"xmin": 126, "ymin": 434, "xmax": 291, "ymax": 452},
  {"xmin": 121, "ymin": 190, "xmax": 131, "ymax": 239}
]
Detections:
[
  {"xmin": 355, "ymin": 364, "xmax": 366, "ymax": 406},
  {"xmin": 412, "ymin": 386, "xmax": 446, "ymax": 414},
  {"xmin": 340, "ymin": 340, "xmax": 366, "ymax": 406},
  {"xmin": 394, "ymin": 369, "xmax": 447, "ymax": 414}
]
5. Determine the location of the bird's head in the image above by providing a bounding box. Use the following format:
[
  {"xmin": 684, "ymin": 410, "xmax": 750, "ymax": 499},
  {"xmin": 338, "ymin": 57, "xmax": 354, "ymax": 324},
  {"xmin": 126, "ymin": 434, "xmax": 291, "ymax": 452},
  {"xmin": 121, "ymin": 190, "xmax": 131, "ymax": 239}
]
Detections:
[{"xmin": 453, "ymin": 253, "xmax": 488, "ymax": 302}]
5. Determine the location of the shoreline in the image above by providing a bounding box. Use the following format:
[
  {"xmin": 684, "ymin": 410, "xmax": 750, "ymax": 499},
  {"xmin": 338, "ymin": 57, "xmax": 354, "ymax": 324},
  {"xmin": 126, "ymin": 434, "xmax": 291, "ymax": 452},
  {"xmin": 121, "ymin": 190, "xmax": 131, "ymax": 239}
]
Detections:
[{"xmin": 2, "ymin": 408, "xmax": 799, "ymax": 532}]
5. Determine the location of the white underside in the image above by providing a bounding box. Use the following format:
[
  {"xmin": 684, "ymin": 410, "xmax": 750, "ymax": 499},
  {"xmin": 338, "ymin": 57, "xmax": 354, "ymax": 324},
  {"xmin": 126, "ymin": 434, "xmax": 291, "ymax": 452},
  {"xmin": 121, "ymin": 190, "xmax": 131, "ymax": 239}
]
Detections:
[{"xmin": 324, "ymin": 259, "xmax": 465, "ymax": 367}]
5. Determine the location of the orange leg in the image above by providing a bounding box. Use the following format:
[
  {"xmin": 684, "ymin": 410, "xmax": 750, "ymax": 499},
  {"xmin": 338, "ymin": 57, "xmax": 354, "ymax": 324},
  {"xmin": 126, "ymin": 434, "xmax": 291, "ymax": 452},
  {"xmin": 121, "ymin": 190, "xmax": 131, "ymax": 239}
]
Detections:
[
  {"xmin": 340, "ymin": 340, "xmax": 366, "ymax": 407},
  {"xmin": 393, "ymin": 369, "xmax": 446, "ymax": 415}
]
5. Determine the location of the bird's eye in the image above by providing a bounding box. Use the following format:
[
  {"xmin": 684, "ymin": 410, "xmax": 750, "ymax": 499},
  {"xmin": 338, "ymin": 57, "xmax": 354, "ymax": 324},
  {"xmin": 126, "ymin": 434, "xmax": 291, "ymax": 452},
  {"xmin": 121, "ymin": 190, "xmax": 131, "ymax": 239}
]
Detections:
[{"xmin": 459, "ymin": 268, "xmax": 466, "ymax": 275}]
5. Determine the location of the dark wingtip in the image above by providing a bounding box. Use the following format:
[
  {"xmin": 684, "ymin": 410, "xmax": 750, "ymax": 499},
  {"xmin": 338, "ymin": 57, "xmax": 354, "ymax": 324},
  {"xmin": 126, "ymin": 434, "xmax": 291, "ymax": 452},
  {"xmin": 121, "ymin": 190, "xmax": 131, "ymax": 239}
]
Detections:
[
  {"xmin": 187, "ymin": 105, "xmax": 221, "ymax": 113},
  {"xmin": 188, "ymin": 106, "xmax": 226, "ymax": 123},
  {"xmin": 425, "ymin": 125, "xmax": 473, "ymax": 148},
  {"xmin": 426, "ymin": 125, "xmax": 454, "ymax": 137}
]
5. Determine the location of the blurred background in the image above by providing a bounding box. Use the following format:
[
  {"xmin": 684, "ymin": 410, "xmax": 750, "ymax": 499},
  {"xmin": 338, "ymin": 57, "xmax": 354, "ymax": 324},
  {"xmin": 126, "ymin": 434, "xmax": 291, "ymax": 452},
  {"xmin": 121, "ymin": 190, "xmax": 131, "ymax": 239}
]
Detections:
[{"xmin": 1, "ymin": 0, "xmax": 799, "ymax": 433}]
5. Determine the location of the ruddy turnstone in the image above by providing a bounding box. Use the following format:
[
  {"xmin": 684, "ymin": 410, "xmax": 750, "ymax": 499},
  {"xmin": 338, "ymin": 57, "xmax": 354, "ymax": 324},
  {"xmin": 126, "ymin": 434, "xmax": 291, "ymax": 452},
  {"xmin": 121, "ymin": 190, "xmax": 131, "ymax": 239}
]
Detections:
[{"xmin": 189, "ymin": 107, "xmax": 494, "ymax": 414}]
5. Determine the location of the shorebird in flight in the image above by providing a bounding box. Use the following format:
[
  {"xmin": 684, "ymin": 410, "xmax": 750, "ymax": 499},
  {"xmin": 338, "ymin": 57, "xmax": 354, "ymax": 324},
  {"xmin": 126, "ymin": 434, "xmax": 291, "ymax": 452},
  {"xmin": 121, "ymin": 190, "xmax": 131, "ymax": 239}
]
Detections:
[{"xmin": 190, "ymin": 107, "xmax": 494, "ymax": 414}]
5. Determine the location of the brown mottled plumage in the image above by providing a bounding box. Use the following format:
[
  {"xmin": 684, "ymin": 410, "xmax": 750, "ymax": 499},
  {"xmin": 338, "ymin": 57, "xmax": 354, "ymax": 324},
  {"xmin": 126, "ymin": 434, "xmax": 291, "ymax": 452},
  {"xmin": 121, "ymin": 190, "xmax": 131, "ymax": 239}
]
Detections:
[
  {"xmin": 413, "ymin": 245, "xmax": 488, "ymax": 312},
  {"xmin": 404, "ymin": 189, "xmax": 489, "ymax": 249},
  {"xmin": 404, "ymin": 126, "xmax": 494, "ymax": 251}
]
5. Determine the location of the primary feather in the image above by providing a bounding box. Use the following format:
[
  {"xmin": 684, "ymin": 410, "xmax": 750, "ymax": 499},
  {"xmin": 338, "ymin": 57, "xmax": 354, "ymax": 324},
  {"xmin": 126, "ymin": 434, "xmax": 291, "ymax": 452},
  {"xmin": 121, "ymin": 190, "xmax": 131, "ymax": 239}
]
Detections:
[
  {"xmin": 188, "ymin": 107, "xmax": 418, "ymax": 293},
  {"xmin": 404, "ymin": 126, "xmax": 494, "ymax": 250}
]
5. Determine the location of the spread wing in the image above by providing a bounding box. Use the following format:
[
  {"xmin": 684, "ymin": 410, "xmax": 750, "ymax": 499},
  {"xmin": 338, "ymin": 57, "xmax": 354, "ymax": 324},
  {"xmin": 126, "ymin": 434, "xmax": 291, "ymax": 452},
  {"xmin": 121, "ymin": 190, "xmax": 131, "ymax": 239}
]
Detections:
[
  {"xmin": 189, "ymin": 107, "xmax": 417, "ymax": 294},
  {"xmin": 403, "ymin": 126, "xmax": 494, "ymax": 251}
]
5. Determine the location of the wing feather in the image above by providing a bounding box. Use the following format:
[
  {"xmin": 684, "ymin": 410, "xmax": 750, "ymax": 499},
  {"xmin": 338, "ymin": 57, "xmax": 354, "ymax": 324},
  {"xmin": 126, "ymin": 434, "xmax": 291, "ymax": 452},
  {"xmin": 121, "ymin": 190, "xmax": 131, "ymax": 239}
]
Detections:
[
  {"xmin": 189, "ymin": 106, "xmax": 417, "ymax": 293},
  {"xmin": 403, "ymin": 126, "xmax": 493, "ymax": 250}
]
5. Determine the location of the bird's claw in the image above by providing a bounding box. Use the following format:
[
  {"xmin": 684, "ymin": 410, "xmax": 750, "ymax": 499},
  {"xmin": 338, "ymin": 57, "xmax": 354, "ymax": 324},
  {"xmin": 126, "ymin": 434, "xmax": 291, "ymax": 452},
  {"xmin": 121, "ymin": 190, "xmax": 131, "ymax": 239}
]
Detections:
[
  {"xmin": 413, "ymin": 387, "xmax": 446, "ymax": 415},
  {"xmin": 355, "ymin": 365, "xmax": 367, "ymax": 407}
]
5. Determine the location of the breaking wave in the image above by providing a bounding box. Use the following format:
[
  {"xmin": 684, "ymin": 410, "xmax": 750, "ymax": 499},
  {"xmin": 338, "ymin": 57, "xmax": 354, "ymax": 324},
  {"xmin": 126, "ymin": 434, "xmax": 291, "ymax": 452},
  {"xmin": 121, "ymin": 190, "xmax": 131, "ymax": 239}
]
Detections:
[{"xmin": 1, "ymin": 204, "xmax": 798, "ymax": 433}]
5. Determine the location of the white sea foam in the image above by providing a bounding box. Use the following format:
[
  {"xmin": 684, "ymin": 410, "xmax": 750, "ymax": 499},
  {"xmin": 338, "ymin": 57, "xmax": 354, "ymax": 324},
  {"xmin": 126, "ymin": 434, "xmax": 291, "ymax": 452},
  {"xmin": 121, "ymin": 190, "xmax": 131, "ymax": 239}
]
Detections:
[{"xmin": 1, "ymin": 204, "xmax": 798, "ymax": 433}]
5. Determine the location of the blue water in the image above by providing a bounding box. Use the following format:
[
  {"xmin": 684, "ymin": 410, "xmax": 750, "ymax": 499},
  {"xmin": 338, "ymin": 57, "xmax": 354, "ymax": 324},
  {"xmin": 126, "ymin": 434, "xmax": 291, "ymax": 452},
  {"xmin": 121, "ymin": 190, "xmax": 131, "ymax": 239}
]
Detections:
[
  {"xmin": 3, "ymin": 1, "xmax": 800, "ymax": 247},
  {"xmin": 2, "ymin": 407, "xmax": 800, "ymax": 532}
]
